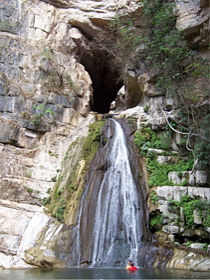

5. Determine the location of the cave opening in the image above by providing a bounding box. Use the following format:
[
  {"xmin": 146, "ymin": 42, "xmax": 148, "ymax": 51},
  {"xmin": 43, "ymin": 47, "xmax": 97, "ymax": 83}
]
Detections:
[{"xmin": 80, "ymin": 50, "xmax": 123, "ymax": 114}]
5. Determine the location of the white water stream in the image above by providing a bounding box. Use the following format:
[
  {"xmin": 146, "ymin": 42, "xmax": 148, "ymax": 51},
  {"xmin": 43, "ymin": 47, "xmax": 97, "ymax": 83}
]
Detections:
[
  {"xmin": 74, "ymin": 119, "xmax": 143, "ymax": 267},
  {"xmin": 90, "ymin": 120, "xmax": 142, "ymax": 266}
]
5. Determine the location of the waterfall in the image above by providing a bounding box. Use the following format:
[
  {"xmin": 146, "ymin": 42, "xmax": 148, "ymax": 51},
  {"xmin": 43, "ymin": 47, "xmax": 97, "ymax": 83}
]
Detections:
[{"xmin": 75, "ymin": 119, "xmax": 149, "ymax": 267}]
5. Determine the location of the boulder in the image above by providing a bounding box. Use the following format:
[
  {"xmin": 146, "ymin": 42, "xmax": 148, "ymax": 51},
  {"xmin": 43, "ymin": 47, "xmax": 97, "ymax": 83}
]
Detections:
[
  {"xmin": 162, "ymin": 225, "xmax": 179, "ymax": 234},
  {"xmin": 190, "ymin": 243, "xmax": 204, "ymax": 250},
  {"xmin": 189, "ymin": 170, "xmax": 208, "ymax": 186},
  {"xmin": 175, "ymin": 0, "xmax": 209, "ymax": 47}
]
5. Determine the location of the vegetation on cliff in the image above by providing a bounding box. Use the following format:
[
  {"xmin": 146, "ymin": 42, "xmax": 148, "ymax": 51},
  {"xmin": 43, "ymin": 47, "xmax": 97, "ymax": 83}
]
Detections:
[{"xmin": 112, "ymin": 0, "xmax": 209, "ymax": 172}]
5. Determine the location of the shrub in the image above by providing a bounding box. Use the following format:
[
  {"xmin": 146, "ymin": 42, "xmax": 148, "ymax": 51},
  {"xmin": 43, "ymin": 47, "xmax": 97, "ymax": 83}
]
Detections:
[
  {"xmin": 146, "ymin": 157, "xmax": 193, "ymax": 187},
  {"xmin": 134, "ymin": 127, "xmax": 172, "ymax": 156},
  {"xmin": 150, "ymin": 213, "xmax": 163, "ymax": 230},
  {"xmin": 169, "ymin": 195, "xmax": 210, "ymax": 228},
  {"xmin": 55, "ymin": 198, "xmax": 65, "ymax": 222}
]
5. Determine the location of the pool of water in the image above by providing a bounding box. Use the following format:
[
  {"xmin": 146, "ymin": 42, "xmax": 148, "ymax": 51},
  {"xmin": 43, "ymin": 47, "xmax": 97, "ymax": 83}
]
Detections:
[{"xmin": 0, "ymin": 268, "xmax": 209, "ymax": 279}]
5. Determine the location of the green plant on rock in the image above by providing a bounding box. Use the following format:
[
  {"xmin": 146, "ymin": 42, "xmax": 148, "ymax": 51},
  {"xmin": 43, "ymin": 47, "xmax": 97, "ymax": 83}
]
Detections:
[
  {"xmin": 32, "ymin": 103, "xmax": 55, "ymax": 131},
  {"xmin": 150, "ymin": 190, "xmax": 159, "ymax": 204},
  {"xmin": 111, "ymin": 0, "xmax": 209, "ymax": 171},
  {"xmin": 146, "ymin": 157, "xmax": 193, "ymax": 187},
  {"xmin": 42, "ymin": 196, "xmax": 51, "ymax": 206},
  {"xmin": 134, "ymin": 127, "xmax": 172, "ymax": 156},
  {"xmin": 55, "ymin": 198, "xmax": 65, "ymax": 222},
  {"xmin": 169, "ymin": 195, "xmax": 210, "ymax": 228},
  {"xmin": 26, "ymin": 187, "xmax": 33, "ymax": 193},
  {"xmin": 141, "ymin": 0, "xmax": 209, "ymax": 98},
  {"xmin": 25, "ymin": 171, "xmax": 32, "ymax": 178},
  {"xmin": 134, "ymin": 125, "xmax": 194, "ymax": 187},
  {"xmin": 143, "ymin": 105, "xmax": 149, "ymax": 113},
  {"xmin": 150, "ymin": 213, "xmax": 163, "ymax": 231},
  {"xmin": 40, "ymin": 47, "xmax": 54, "ymax": 61}
]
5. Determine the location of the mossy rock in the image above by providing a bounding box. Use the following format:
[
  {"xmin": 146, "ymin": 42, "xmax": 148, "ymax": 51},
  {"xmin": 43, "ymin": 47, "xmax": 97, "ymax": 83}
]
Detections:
[{"xmin": 47, "ymin": 120, "xmax": 106, "ymax": 224}]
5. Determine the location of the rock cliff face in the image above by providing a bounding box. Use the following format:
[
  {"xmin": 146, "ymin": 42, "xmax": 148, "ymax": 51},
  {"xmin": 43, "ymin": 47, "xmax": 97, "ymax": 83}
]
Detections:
[{"xmin": 0, "ymin": 0, "xmax": 209, "ymax": 271}]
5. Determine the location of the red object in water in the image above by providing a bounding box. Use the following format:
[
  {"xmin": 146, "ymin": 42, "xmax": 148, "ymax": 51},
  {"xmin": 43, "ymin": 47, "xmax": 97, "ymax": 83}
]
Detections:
[{"xmin": 128, "ymin": 266, "xmax": 138, "ymax": 272}]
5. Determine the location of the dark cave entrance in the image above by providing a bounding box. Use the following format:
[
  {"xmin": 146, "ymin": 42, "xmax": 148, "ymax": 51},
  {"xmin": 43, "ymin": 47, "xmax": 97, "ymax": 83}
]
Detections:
[{"xmin": 80, "ymin": 50, "xmax": 123, "ymax": 114}]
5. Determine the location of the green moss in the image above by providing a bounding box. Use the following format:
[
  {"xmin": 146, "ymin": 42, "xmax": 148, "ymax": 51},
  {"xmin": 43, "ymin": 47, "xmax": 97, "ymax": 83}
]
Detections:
[
  {"xmin": 48, "ymin": 120, "xmax": 106, "ymax": 223},
  {"xmin": 26, "ymin": 187, "xmax": 33, "ymax": 193},
  {"xmin": 66, "ymin": 183, "xmax": 75, "ymax": 192},
  {"xmin": 77, "ymin": 189, "xmax": 83, "ymax": 200},
  {"xmin": 82, "ymin": 120, "xmax": 105, "ymax": 162}
]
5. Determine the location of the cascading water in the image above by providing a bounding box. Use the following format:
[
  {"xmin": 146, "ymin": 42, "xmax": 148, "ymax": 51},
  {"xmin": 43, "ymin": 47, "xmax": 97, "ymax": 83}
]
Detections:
[
  {"xmin": 74, "ymin": 119, "xmax": 151, "ymax": 267},
  {"xmin": 90, "ymin": 119, "xmax": 143, "ymax": 266}
]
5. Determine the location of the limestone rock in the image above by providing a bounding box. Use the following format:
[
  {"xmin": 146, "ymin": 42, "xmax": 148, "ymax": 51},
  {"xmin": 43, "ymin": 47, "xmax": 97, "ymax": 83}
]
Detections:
[
  {"xmin": 156, "ymin": 156, "xmax": 174, "ymax": 164},
  {"xmin": 162, "ymin": 225, "xmax": 179, "ymax": 234},
  {"xmin": 193, "ymin": 209, "xmax": 203, "ymax": 224},
  {"xmin": 156, "ymin": 186, "xmax": 210, "ymax": 201},
  {"xmin": 0, "ymin": 199, "xmax": 50, "ymax": 268},
  {"xmin": 189, "ymin": 170, "xmax": 208, "ymax": 186},
  {"xmin": 25, "ymin": 221, "xmax": 69, "ymax": 268},
  {"xmin": 168, "ymin": 171, "xmax": 190, "ymax": 185},
  {"xmin": 175, "ymin": 0, "xmax": 209, "ymax": 47},
  {"xmin": 166, "ymin": 248, "xmax": 210, "ymax": 271}
]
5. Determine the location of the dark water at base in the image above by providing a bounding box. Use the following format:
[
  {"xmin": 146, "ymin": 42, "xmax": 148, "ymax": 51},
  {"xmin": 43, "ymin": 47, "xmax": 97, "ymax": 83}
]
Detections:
[{"xmin": 0, "ymin": 268, "xmax": 209, "ymax": 280}]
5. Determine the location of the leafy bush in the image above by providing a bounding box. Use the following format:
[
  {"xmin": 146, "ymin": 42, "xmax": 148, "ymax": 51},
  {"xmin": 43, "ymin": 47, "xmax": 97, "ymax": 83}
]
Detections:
[
  {"xmin": 146, "ymin": 157, "xmax": 193, "ymax": 187},
  {"xmin": 150, "ymin": 213, "xmax": 163, "ymax": 230},
  {"xmin": 134, "ymin": 127, "xmax": 172, "ymax": 156}
]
